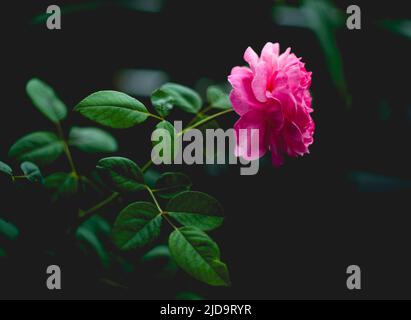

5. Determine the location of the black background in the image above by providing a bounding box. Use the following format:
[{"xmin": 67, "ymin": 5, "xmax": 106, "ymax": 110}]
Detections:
[{"xmin": 1, "ymin": 0, "xmax": 411, "ymax": 300}]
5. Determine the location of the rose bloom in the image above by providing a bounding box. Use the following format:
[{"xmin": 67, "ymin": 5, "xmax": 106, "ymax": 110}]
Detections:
[{"xmin": 228, "ymin": 42, "xmax": 315, "ymax": 166}]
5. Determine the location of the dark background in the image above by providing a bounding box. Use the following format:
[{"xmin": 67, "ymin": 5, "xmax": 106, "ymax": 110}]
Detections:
[{"xmin": 1, "ymin": 0, "xmax": 411, "ymax": 300}]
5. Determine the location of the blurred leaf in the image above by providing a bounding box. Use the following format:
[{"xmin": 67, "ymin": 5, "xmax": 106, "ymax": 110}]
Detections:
[
  {"xmin": 26, "ymin": 78, "xmax": 67, "ymax": 123},
  {"xmin": 0, "ymin": 219, "xmax": 19, "ymax": 240},
  {"xmin": 32, "ymin": 1, "xmax": 102, "ymax": 24},
  {"xmin": 176, "ymin": 292, "xmax": 204, "ymax": 301},
  {"xmin": 380, "ymin": 20, "xmax": 411, "ymax": 39},
  {"xmin": 349, "ymin": 172, "xmax": 411, "ymax": 193},
  {"xmin": 155, "ymin": 172, "xmax": 192, "ymax": 200},
  {"xmin": 156, "ymin": 83, "xmax": 202, "ymax": 114},
  {"xmin": 273, "ymin": 6, "xmax": 310, "ymax": 28},
  {"xmin": 273, "ymin": 0, "xmax": 348, "ymax": 98},
  {"xmin": 378, "ymin": 100, "xmax": 392, "ymax": 121},
  {"xmin": 141, "ymin": 245, "xmax": 178, "ymax": 277},
  {"xmin": 0, "ymin": 161, "xmax": 13, "ymax": 176},
  {"xmin": 113, "ymin": 202, "xmax": 162, "ymax": 250},
  {"xmin": 142, "ymin": 245, "xmax": 170, "ymax": 261},
  {"xmin": 9, "ymin": 132, "xmax": 64, "ymax": 167},
  {"xmin": 207, "ymin": 86, "xmax": 232, "ymax": 110},
  {"xmin": 75, "ymin": 91, "xmax": 149, "ymax": 129},
  {"xmin": 144, "ymin": 169, "xmax": 162, "ymax": 189},
  {"xmin": 69, "ymin": 127, "xmax": 118, "ymax": 153},
  {"xmin": 119, "ymin": 0, "xmax": 165, "ymax": 13},
  {"xmin": 153, "ymin": 121, "xmax": 179, "ymax": 161},
  {"xmin": 116, "ymin": 69, "xmax": 169, "ymax": 97},
  {"xmin": 151, "ymin": 89, "xmax": 174, "ymax": 117},
  {"xmin": 169, "ymin": 227, "xmax": 230, "ymax": 287},
  {"xmin": 20, "ymin": 162, "xmax": 43, "ymax": 183},
  {"xmin": 303, "ymin": 0, "xmax": 347, "ymax": 97},
  {"xmin": 96, "ymin": 157, "xmax": 146, "ymax": 193},
  {"xmin": 0, "ymin": 248, "xmax": 6, "ymax": 258},
  {"xmin": 167, "ymin": 191, "xmax": 224, "ymax": 231},
  {"xmin": 77, "ymin": 215, "xmax": 111, "ymax": 268},
  {"xmin": 45, "ymin": 172, "xmax": 78, "ymax": 202}
]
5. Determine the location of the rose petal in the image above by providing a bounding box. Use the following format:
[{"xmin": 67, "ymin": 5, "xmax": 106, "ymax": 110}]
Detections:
[
  {"xmin": 228, "ymin": 43, "xmax": 315, "ymax": 166},
  {"xmin": 269, "ymin": 133, "xmax": 285, "ymax": 167},
  {"xmin": 261, "ymin": 42, "xmax": 280, "ymax": 67},
  {"xmin": 284, "ymin": 121, "xmax": 308, "ymax": 156},
  {"xmin": 244, "ymin": 47, "xmax": 259, "ymax": 72},
  {"xmin": 266, "ymin": 102, "xmax": 284, "ymax": 132},
  {"xmin": 252, "ymin": 61, "xmax": 269, "ymax": 103},
  {"xmin": 234, "ymin": 110, "xmax": 268, "ymax": 161},
  {"xmin": 228, "ymin": 66, "xmax": 260, "ymax": 115}
]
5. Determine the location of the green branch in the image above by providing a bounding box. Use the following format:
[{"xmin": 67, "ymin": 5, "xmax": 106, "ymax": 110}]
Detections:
[{"xmin": 79, "ymin": 192, "xmax": 120, "ymax": 218}]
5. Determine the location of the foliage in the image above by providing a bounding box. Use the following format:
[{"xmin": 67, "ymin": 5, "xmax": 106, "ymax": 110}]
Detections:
[{"xmin": 1, "ymin": 78, "xmax": 233, "ymax": 288}]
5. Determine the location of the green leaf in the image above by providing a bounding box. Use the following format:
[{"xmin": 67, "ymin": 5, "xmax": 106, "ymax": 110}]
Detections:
[
  {"xmin": 151, "ymin": 89, "xmax": 174, "ymax": 117},
  {"xmin": 302, "ymin": 0, "xmax": 347, "ymax": 98},
  {"xmin": 112, "ymin": 202, "xmax": 162, "ymax": 250},
  {"xmin": 155, "ymin": 172, "xmax": 192, "ymax": 199},
  {"xmin": 273, "ymin": 0, "xmax": 348, "ymax": 99},
  {"xmin": 96, "ymin": 157, "xmax": 145, "ymax": 193},
  {"xmin": 144, "ymin": 169, "xmax": 162, "ymax": 189},
  {"xmin": 20, "ymin": 162, "xmax": 43, "ymax": 183},
  {"xmin": 142, "ymin": 245, "xmax": 171, "ymax": 261},
  {"xmin": 158, "ymin": 83, "xmax": 202, "ymax": 114},
  {"xmin": 169, "ymin": 227, "xmax": 230, "ymax": 287},
  {"xmin": 141, "ymin": 245, "xmax": 178, "ymax": 277},
  {"xmin": 77, "ymin": 215, "xmax": 111, "ymax": 268},
  {"xmin": 0, "ymin": 161, "xmax": 13, "ymax": 176},
  {"xmin": 0, "ymin": 219, "xmax": 19, "ymax": 240},
  {"xmin": 380, "ymin": 20, "xmax": 411, "ymax": 39},
  {"xmin": 153, "ymin": 121, "xmax": 179, "ymax": 161},
  {"xmin": 75, "ymin": 91, "xmax": 149, "ymax": 129},
  {"xmin": 44, "ymin": 172, "xmax": 79, "ymax": 202},
  {"xmin": 176, "ymin": 292, "xmax": 204, "ymax": 301},
  {"xmin": 207, "ymin": 86, "xmax": 232, "ymax": 110},
  {"xmin": 8, "ymin": 132, "xmax": 64, "ymax": 167},
  {"xmin": 167, "ymin": 191, "xmax": 224, "ymax": 231},
  {"xmin": 26, "ymin": 78, "xmax": 67, "ymax": 123},
  {"xmin": 69, "ymin": 127, "xmax": 118, "ymax": 153}
]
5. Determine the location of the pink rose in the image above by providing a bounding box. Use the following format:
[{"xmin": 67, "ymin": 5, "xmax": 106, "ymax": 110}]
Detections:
[{"xmin": 228, "ymin": 42, "xmax": 315, "ymax": 166}]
